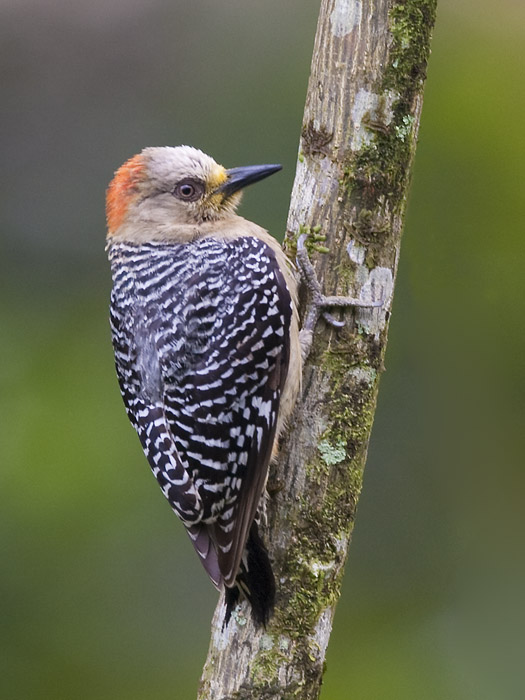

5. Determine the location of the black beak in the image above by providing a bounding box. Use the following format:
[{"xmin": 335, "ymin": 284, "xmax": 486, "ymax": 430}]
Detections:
[{"xmin": 218, "ymin": 163, "xmax": 282, "ymax": 198}]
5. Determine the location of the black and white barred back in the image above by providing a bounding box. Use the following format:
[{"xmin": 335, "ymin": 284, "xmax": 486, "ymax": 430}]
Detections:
[{"xmin": 108, "ymin": 235, "xmax": 292, "ymax": 624}]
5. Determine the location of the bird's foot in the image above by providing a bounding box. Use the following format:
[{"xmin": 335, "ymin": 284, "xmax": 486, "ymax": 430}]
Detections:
[{"xmin": 296, "ymin": 233, "xmax": 384, "ymax": 360}]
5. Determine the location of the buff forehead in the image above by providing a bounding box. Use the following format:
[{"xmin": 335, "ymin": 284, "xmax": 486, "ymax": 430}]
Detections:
[{"xmin": 142, "ymin": 145, "xmax": 227, "ymax": 191}]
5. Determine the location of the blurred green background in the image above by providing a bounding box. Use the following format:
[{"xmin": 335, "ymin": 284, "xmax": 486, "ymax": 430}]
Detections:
[{"xmin": 1, "ymin": 1, "xmax": 524, "ymax": 698}]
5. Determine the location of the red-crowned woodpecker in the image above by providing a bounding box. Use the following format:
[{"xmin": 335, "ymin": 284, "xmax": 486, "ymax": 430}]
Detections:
[{"xmin": 106, "ymin": 146, "xmax": 301, "ymax": 624}]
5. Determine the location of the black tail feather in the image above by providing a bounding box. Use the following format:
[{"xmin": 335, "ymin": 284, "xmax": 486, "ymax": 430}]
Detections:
[{"xmin": 224, "ymin": 522, "xmax": 275, "ymax": 627}]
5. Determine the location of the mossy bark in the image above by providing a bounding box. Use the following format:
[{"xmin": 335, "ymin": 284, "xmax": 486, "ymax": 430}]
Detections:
[{"xmin": 198, "ymin": 1, "xmax": 437, "ymax": 698}]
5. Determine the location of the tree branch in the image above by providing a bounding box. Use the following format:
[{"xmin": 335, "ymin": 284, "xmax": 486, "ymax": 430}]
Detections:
[{"xmin": 198, "ymin": 1, "xmax": 437, "ymax": 697}]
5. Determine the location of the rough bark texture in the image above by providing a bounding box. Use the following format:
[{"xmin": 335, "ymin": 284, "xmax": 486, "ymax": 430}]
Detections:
[{"xmin": 198, "ymin": 1, "xmax": 437, "ymax": 698}]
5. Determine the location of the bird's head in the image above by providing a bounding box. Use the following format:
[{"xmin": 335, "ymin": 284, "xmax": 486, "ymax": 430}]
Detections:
[{"xmin": 106, "ymin": 145, "xmax": 281, "ymax": 239}]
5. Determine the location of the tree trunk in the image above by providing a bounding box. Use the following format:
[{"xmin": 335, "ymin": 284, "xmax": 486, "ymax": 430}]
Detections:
[{"xmin": 198, "ymin": 1, "xmax": 437, "ymax": 698}]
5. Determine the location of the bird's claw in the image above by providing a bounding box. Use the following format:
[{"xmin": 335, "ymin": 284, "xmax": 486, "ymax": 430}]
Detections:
[
  {"xmin": 321, "ymin": 311, "xmax": 345, "ymax": 328},
  {"xmin": 296, "ymin": 232, "xmax": 385, "ymax": 355}
]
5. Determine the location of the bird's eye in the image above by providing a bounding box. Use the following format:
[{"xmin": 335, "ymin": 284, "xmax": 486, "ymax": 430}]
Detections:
[
  {"xmin": 173, "ymin": 179, "xmax": 204, "ymax": 202},
  {"xmin": 179, "ymin": 184, "xmax": 195, "ymax": 198}
]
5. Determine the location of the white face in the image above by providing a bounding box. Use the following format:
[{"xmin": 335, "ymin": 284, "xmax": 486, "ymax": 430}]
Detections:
[{"xmin": 133, "ymin": 146, "xmax": 241, "ymax": 226}]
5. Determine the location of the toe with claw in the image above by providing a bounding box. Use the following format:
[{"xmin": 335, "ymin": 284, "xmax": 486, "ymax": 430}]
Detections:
[{"xmin": 296, "ymin": 233, "xmax": 384, "ymax": 360}]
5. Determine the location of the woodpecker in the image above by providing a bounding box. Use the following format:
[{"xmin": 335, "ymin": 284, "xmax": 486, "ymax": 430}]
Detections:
[{"xmin": 106, "ymin": 146, "xmax": 301, "ymax": 625}]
